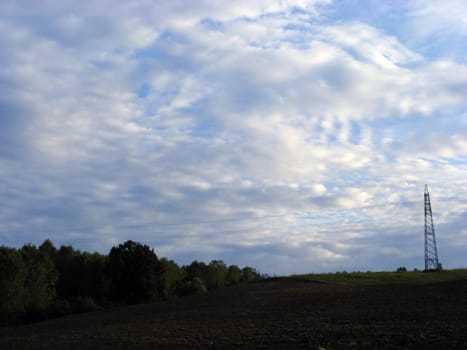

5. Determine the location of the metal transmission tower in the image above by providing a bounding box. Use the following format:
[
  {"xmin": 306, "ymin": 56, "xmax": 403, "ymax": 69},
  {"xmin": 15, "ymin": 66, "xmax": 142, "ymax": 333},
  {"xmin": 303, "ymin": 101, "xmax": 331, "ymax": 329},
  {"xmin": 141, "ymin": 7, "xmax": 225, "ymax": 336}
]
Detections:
[{"xmin": 424, "ymin": 185, "xmax": 439, "ymax": 271}]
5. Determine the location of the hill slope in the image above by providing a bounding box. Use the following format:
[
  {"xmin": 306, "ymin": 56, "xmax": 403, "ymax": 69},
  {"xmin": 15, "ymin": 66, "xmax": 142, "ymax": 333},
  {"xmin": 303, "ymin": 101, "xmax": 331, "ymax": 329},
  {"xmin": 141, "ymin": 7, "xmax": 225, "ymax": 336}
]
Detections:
[{"xmin": 1, "ymin": 272, "xmax": 467, "ymax": 349}]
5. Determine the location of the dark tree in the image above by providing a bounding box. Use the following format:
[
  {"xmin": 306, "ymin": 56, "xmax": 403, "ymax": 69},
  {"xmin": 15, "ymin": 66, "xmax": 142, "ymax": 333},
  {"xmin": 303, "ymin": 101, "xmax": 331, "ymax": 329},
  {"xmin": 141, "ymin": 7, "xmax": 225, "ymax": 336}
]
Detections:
[
  {"xmin": 20, "ymin": 244, "xmax": 57, "ymax": 316},
  {"xmin": 185, "ymin": 260, "xmax": 208, "ymax": 281},
  {"xmin": 226, "ymin": 264, "xmax": 241, "ymax": 285},
  {"xmin": 79, "ymin": 252, "xmax": 111, "ymax": 302},
  {"xmin": 0, "ymin": 239, "xmax": 263, "ymax": 327},
  {"xmin": 159, "ymin": 258, "xmax": 185, "ymax": 299},
  {"xmin": 191, "ymin": 276, "xmax": 207, "ymax": 294},
  {"xmin": 53, "ymin": 245, "xmax": 84, "ymax": 298},
  {"xmin": 108, "ymin": 240, "xmax": 163, "ymax": 304},
  {"xmin": 205, "ymin": 260, "xmax": 228, "ymax": 290},
  {"xmin": 38, "ymin": 239, "xmax": 57, "ymax": 259},
  {"xmin": 241, "ymin": 266, "xmax": 261, "ymax": 282},
  {"xmin": 0, "ymin": 247, "xmax": 26, "ymax": 326}
]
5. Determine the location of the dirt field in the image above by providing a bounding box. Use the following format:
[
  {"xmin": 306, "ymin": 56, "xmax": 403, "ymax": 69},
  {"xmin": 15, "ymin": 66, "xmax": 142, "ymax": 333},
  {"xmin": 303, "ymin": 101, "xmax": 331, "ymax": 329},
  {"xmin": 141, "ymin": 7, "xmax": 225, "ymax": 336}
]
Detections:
[{"xmin": 1, "ymin": 274, "xmax": 467, "ymax": 349}]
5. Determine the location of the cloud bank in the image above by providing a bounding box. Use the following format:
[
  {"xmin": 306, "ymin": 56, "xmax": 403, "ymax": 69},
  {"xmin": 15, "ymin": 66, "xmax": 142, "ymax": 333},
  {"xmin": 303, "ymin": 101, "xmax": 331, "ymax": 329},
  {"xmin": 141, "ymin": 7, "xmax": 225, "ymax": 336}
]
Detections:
[{"xmin": 1, "ymin": 0, "xmax": 466, "ymax": 274}]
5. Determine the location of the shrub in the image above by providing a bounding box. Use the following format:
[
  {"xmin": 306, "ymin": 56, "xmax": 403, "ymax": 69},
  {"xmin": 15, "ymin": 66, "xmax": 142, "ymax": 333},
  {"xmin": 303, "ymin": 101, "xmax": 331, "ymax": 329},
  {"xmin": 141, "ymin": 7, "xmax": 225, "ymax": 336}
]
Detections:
[
  {"xmin": 191, "ymin": 277, "xmax": 207, "ymax": 294},
  {"xmin": 50, "ymin": 299, "xmax": 72, "ymax": 317},
  {"xmin": 71, "ymin": 297, "xmax": 101, "ymax": 314}
]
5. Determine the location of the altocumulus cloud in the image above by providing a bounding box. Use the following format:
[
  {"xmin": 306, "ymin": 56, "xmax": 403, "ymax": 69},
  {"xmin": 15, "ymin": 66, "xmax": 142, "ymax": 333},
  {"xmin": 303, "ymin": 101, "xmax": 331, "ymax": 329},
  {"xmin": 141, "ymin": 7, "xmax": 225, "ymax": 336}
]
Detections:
[{"xmin": 0, "ymin": 0, "xmax": 466, "ymax": 274}]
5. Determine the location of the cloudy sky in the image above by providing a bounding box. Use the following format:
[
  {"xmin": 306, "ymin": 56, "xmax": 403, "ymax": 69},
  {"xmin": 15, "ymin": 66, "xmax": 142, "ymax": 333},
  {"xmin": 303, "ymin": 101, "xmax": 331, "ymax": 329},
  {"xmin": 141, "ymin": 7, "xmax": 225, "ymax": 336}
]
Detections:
[{"xmin": 1, "ymin": 0, "xmax": 466, "ymax": 274}]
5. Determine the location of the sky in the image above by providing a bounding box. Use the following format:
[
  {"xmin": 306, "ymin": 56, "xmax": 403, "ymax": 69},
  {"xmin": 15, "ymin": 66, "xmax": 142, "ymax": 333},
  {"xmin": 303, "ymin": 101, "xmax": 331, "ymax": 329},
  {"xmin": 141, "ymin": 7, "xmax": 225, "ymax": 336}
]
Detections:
[{"xmin": 0, "ymin": 0, "xmax": 466, "ymax": 275}]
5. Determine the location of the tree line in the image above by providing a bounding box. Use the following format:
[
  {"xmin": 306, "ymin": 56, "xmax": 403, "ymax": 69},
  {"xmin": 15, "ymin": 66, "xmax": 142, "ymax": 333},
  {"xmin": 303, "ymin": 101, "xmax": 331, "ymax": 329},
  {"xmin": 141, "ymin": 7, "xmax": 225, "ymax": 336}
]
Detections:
[{"xmin": 0, "ymin": 239, "xmax": 262, "ymax": 326}]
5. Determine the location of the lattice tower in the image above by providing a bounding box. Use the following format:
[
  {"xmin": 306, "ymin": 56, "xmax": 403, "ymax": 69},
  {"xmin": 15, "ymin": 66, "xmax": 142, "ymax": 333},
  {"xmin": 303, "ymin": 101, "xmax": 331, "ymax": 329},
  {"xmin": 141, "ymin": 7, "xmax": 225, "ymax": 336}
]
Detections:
[{"xmin": 424, "ymin": 185, "xmax": 439, "ymax": 271}]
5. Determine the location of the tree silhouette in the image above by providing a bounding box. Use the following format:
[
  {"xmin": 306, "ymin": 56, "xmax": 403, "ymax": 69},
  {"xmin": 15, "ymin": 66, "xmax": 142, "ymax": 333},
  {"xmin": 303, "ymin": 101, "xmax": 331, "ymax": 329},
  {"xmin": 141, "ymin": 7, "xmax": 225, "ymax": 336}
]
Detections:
[
  {"xmin": 159, "ymin": 258, "xmax": 186, "ymax": 298},
  {"xmin": 226, "ymin": 265, "xmax": 241, "ymax": 285},
  {"xmin": 20, "ymin": 244, "xmax": 57, "ymax": 319},
  {"xmin": 108, "ymin": 240, "xmax": 163, "ymax": 304},
  {"xmin": 0, "ymin": 239, "xmax": 262, "ymax": 326},
  {"xmin": 205, "ymin": 260, "xmax": 228, "ymax": 290},
  {"xmin": 0, "ymin": 247, "xmax": 26, "ymax": 326}
]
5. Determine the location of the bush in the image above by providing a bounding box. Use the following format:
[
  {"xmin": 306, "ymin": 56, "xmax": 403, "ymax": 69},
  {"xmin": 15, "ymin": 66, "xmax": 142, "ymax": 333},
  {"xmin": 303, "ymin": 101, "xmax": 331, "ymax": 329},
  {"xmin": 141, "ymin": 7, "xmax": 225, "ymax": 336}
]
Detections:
[
  {"xmin": 70, "ymin": 297, "xmax": 101, "ymax": 314},
  {"xmin": 176, "ymin": 277, "xmax": 207, "ymax": 296},
  {"xmin": 50, "ymin": 299, "xmax": 72, "ymax": 317},
  {"xmin": 22, "ymin": 306, "xmax": 50, "ymax": 323},
  {"xmin": 191, "ymin": 277, "xmax": 207, "ymax": 294}
]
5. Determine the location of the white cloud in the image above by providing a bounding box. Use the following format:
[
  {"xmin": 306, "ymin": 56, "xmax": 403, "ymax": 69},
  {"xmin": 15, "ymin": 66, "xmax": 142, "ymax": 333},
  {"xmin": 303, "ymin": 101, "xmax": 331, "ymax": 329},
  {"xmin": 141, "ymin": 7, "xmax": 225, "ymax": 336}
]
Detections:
[
  {"xmin": 0, "ymin": 0, "xmax": 466, "ymax": 273},
  {"xmin": 320, "ymin": 22, "xmax": 422, "ymax": 68},
  {"xmin": 409, "ymin": 0, "xmax": 467, "ymax": 37}
]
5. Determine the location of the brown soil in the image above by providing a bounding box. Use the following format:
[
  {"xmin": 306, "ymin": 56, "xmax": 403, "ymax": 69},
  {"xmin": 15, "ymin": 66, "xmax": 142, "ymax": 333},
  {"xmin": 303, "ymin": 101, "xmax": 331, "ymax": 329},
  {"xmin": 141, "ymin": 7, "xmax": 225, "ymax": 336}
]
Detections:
[{"xmin": 1, "ymin": 277, "xmax": 466, "ymax": 349}]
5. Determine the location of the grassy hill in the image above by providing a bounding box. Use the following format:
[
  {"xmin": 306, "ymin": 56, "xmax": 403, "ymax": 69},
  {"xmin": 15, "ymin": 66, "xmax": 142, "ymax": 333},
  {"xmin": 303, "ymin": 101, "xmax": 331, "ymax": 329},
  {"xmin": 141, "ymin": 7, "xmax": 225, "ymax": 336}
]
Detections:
[
  {"xmin": 1, "ymin": 269, "xmax": 466, "ymax": 349},
  {"xmin": 294, "ymin": 268, "xmax": 467, "ymax": 284}
]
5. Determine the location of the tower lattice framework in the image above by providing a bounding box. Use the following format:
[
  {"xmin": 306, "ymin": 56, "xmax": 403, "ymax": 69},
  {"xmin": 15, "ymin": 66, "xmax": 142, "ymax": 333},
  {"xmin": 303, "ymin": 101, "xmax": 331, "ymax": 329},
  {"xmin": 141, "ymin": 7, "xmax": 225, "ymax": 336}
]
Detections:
[{"xmin": 424, "ymin": 185, "xmax": 439, "ymax": 270}]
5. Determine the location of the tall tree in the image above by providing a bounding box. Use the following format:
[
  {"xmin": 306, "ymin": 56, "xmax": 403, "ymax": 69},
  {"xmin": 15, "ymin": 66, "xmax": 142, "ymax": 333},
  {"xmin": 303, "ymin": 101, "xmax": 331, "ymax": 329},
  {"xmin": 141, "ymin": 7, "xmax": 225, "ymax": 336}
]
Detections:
[
  {"xmin": 79, "ymin": 252, "xmax": 111, "ymax": 301},
  {"xmin": 38, "ymin": 239, "xmax": 57, "ymax": 259},
  {"xmin": 0, "ymin": 247, "xmax": 26, "ymax": 326},
  {"xmin": 159, "ymin": 258, "xmax": 185, "ymax": 299},
  {"xmin": 20, "ymin": 244, "xmax": 57, "ymax": 313},
  {"xmin": 226, "ymin": 264, "xmax": 241, "ymax": 286},
  {"xmin": 205, "ymin": 260, "xmax": 228, "ymax": 290},
  {"xmin": 53, "ymin": 245, "xmax": 83, "ymax": 298},
  {"xmin": 185, "ymin": 260, "xmax": 208, "ymax": 282},
  {"xmin": 241, "ymin": 266, "xmax": 261, "ymax": 282},
  {"xmin": 108, "ymin": 240, "xmax": 163, "ymax": 304}
]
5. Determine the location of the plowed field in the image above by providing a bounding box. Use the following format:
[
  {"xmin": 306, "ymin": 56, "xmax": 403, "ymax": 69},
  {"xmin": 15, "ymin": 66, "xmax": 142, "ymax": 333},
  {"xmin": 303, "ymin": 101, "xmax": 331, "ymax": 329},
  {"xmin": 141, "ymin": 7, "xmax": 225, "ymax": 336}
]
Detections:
[{"xmin": 1, "ymin": 274, "xmax": 466, "ymax": 349}]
